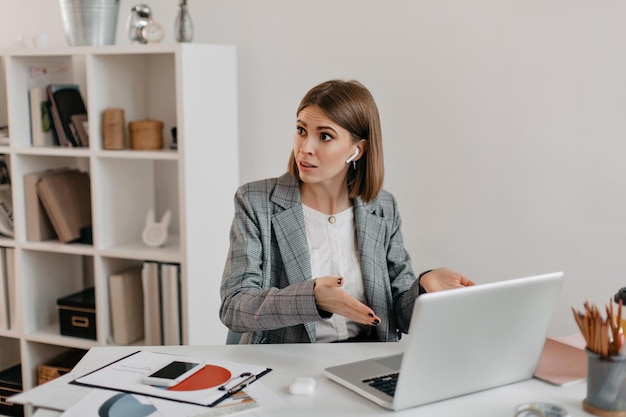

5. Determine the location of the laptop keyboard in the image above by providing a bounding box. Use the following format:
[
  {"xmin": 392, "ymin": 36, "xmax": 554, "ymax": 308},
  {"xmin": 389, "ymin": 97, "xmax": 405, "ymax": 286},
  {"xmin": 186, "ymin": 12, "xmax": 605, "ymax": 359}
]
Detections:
[{"xmin": 363, "ymin": 372, "xmax": 399, "ymax": 397}]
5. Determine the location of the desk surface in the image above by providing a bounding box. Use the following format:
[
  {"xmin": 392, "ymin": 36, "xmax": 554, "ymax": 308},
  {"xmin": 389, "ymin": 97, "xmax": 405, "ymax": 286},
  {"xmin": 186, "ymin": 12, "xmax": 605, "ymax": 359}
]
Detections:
[{"xmin": 13, "ymin": 342, "xmax": 593, "ymax": 417}]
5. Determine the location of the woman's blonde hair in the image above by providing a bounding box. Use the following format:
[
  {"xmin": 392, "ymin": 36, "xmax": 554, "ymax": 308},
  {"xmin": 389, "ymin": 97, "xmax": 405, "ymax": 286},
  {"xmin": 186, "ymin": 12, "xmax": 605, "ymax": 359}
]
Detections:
[{"xmin": 288, "ymin": 80, "xmax": 384, "ymax": 203}]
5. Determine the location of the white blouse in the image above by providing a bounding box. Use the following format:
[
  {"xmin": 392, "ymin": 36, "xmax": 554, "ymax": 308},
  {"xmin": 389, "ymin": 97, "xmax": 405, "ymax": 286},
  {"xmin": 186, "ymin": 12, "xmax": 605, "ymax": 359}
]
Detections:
[{"xmin": 302, "ymin": 204, "xmax": 366, "ymax": 342}]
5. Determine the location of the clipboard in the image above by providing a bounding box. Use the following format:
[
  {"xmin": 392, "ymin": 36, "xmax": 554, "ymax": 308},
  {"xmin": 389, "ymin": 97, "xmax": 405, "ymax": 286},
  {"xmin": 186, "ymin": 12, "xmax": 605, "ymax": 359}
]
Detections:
[{"xmin": 71, "ymin": 350, "xmax": 272, "ymax": 407}]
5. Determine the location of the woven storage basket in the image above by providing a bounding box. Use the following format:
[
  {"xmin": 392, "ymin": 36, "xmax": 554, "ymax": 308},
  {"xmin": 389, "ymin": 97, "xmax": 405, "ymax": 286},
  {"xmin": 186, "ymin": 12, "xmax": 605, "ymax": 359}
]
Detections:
[
  {"xmin": 129, "ymin": 119, "xmax": 164, "ymax": 150},
  {"xmin": 37, "ymin": 349, "xmax": 86, "ymax": 385}
]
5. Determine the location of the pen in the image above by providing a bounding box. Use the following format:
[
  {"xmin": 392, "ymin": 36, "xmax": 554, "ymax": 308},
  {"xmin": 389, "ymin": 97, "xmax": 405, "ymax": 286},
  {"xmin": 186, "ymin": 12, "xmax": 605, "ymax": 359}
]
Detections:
[{"xmin": 228, "ymin": 374, "xmax": 257, "ymax": 395}]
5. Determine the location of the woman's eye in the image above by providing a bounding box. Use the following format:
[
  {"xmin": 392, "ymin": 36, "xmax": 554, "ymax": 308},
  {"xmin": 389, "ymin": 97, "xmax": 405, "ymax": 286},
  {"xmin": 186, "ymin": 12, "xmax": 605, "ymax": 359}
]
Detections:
[
  {"xmin": 296, "ymin": 127, "xmax": 305, "ymax": 135},
  {"xmin": 320, "ymin": 132, "xmax": 332, "ymax": 141}
]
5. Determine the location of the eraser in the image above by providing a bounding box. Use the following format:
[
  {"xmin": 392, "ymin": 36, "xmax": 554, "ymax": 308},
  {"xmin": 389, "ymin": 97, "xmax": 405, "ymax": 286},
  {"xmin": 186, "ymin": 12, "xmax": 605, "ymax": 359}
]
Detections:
[{"xmin": 289, "ymin": 377, "xmax": 316, "ymax": 395}]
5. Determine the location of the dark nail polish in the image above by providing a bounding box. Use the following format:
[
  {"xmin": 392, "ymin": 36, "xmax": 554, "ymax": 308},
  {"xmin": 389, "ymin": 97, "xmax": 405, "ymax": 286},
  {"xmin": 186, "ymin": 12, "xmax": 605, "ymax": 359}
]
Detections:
[
  {"xmin": 337, "ymin": 278, "xmax": 343, "ymax": 285},
  {"xmin": 368, "ymin": 313, "xmax": 374, "ymax": 317},
  {"xmin": 373, "ymin": 318, "xmax": 380, "ymax": 326}
]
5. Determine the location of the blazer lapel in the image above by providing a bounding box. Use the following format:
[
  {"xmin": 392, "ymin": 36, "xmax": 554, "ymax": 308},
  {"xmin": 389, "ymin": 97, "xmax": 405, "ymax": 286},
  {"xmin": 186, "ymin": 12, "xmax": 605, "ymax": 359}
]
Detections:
[
  {"xmin": 271, "ymin": 174, "xmax": 317, "ymax": 341},
  {"xmin": 354, "ymin": 198, "xmax": 390, "ymax": 334},
  {"xmin": 273, "ymin": 207, "xmax": 311, "ymax": 285}
]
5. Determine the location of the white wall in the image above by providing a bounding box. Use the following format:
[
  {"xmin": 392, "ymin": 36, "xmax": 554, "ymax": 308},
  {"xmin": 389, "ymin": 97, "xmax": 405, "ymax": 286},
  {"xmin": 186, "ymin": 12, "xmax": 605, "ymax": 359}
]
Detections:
[{"xmin": 2, "ymin": 0, "xmax": 624, "ymax": 336}]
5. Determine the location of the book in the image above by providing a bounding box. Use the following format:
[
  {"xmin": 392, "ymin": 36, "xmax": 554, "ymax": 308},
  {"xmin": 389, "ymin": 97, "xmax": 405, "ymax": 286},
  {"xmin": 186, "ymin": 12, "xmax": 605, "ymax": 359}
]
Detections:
[
  {"xmin": 24, "ymin": 168, "xmax": 76, "ymax": 242},
  {"xmin": 0, "ymin": 248, "xmax": 7, "ymax": 329},
  {"xmin": 160, "ymin": 263, "xmax": 181, "ymax": 345},
  {"xmin": 109, "ymin": 267, "xmax": 145, "ymax": 345},
  {"xmin": 70, "ymin": 113, "xmax": 89, "ymax": 146},
  {"xmin": 28, "ymin": 87, "xmax": 55, "ymax": 147},
  {"xmin": 142, "ymin": 261, "xmax": 162, "ymax": 345},
  {"xmin": 0, "ymin": 184, "xmax": 13, "ymax": 238},
  {"xmin": 36, "ymin": 170, "xmax": 91, "ymax": 243},
  {"xmin": 5, "ymin": 247, "xmax": 15, "ymax": 330},
  {"xmin": 46, "ymin": 84, "xmax": 88, "ymax": 147}
]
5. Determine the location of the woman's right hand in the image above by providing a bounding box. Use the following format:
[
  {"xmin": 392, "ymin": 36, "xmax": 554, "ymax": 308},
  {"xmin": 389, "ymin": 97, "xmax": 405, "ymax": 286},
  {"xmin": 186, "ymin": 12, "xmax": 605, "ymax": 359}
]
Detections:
[{"xmin": 313, "ymin": 276, "xmax": 381, "ymax": 326}]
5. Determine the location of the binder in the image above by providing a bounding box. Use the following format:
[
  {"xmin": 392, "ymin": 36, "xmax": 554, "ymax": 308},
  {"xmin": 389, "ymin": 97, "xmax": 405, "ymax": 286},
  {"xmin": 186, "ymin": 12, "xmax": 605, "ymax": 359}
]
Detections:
[
  {"xmin": 109, "ymin": 267, "xmax": 144, "ymax": 345},
  {"xmin": 142, "ymin": 261, "xmax": 162, "ymax": 345},
  {"xmin": 160, "ymin": 263, "xmax": 181, "ymax": 345}
]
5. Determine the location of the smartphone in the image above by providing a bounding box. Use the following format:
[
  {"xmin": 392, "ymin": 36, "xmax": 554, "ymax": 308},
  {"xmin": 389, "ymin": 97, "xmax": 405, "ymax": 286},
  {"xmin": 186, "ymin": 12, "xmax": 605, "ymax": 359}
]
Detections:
[{"xmin": 142, "ymin": 360, "xmax": 205, "ymax": 387}]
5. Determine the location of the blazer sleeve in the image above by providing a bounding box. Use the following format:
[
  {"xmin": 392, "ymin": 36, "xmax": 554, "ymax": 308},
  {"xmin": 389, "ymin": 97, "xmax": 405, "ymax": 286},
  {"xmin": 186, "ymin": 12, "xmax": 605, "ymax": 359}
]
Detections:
[{"xmin": 219, "ymin": 183, "xmax": 325, "ymax": 333}]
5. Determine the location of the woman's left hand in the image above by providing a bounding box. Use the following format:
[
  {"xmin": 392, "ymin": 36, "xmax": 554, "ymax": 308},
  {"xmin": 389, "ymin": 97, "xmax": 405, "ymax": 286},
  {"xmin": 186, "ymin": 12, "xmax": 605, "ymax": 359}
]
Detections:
[{"xmin": 419, "ymin": 267, "xmax": 474, "ymax": 293}]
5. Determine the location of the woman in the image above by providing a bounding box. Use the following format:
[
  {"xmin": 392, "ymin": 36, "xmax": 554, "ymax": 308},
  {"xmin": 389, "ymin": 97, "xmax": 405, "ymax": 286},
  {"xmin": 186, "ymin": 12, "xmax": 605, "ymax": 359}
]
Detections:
[{"xmin": 220, "ymin": 80, "xmax": 473, "ymax": 344}]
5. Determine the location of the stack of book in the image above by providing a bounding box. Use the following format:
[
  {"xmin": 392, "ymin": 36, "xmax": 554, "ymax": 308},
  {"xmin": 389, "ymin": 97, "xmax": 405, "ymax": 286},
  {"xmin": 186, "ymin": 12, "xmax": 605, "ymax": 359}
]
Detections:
[
  {"xmin": 108, "ymin": 262, "xmax": 182, "ymax": 346},
  {"xmin": 29, "ymin": 84, "xmax": 88, "ymax": 147}
]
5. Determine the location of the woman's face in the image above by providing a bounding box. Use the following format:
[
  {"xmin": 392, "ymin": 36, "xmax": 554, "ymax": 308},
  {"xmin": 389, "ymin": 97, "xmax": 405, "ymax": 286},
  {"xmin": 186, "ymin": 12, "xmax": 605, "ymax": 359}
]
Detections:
[{"xmin": 293, "ymin": 105, "xmax": 359, "ymax": 189}]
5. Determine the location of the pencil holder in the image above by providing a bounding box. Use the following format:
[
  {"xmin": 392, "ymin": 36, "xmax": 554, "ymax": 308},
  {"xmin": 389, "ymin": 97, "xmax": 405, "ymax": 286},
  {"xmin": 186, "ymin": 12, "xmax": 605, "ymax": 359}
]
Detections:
[
  {"xmin": 129, "ymin": 119, "xmax": 164, "ymax": 150},
  {"xmin": 583, "ymin": 351, "xmax": 626, "ymax": 416}
]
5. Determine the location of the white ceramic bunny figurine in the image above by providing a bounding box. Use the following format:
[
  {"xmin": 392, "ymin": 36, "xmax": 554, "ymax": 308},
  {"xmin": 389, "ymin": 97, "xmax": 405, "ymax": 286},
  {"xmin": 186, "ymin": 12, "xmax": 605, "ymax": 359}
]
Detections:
[{"xmin": 142, "ymin": 209, "xmax": 171, "ymax": 247}]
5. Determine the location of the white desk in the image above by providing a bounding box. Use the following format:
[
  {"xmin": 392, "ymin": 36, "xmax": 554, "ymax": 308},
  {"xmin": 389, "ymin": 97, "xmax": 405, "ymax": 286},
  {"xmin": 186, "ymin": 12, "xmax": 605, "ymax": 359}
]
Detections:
[{"xmin": 12, "ymin": 342, "xmax": 593, "ymax": 417}]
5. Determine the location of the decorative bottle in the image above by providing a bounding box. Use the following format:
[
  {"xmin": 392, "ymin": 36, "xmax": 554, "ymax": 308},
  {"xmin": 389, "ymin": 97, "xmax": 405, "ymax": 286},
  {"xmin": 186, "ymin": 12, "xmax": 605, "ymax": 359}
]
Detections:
[{"xmin": 175, "ymin": 0, "xmax": 193, "ymax": 42}]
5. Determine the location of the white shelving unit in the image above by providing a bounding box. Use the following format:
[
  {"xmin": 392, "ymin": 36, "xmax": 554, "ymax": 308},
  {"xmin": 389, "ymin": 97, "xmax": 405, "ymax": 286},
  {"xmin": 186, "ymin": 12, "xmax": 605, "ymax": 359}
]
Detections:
[{"xmin": 0, "ymin": 44, "xmax": 238, "ymax": 392}]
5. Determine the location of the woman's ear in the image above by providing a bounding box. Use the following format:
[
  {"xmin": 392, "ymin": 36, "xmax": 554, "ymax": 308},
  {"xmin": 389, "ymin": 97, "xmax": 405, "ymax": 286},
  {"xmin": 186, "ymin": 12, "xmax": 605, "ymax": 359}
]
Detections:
[{"xmin": 355, "ymin": 139, "xmax": 367, "ymax": 161}]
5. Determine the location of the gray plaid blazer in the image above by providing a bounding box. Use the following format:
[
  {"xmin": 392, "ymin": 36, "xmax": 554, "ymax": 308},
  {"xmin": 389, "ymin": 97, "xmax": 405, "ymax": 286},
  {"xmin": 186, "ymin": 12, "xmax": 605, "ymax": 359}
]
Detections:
[{"xmin": 220, "ymin": 172, "xmax": 420, "ymax": 343}]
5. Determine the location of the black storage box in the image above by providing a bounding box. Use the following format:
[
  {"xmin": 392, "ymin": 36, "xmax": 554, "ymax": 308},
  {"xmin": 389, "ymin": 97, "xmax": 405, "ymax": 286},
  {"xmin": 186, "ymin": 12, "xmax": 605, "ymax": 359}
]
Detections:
[
  {"xmin": 0, "ymin": 364, "xmax": 24, "ymax": 417},
  {"xmin": 57, "ymin": 287, "xmax": 97, "ymax": 340}
]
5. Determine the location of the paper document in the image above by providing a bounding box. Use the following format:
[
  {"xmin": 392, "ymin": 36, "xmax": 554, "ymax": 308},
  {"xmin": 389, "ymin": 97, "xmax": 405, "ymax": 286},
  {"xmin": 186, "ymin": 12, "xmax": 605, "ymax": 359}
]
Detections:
[
  {"xmin": 60, "ymin": 388, "xmax": 262, "ymax": 417},
  {"xmin": 72, "ymin": 351, "xmax": 271, "ymax": 407}
]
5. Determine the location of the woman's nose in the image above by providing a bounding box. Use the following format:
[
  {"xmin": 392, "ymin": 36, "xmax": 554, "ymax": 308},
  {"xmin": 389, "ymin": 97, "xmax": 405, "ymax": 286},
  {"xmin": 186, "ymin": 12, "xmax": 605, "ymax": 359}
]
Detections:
[{"xmin": 299, "ymin": 136, "xmax": 315, "ymax": 154}]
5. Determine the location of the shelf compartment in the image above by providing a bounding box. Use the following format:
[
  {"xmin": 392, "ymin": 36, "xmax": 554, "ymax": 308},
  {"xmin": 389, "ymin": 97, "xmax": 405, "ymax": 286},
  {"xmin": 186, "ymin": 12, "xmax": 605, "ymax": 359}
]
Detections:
[
  {"xmin": 93, "ymin": 157, "xmax": 179, "ymax": 251},
  {"xmin": 22, "ymin": 341, "xmax": 87, "ymax": 388},
  {"xmin": 19, "ymin": 251, "xmax": 94, "ymax": 338},
  {"xmin": 98, "ymin": 256, "xmax": 146, "ymax": 347},
  {"xmin": 4, "ymin": 54, "xmax": 85, "ymax": 149},
  {"xmin": 88, "ymin": 52, "xmax": 176, "ymax": 152},
  {"xmin": 12, "ymin": 154, "xmax": 91, "ymax": 246}
]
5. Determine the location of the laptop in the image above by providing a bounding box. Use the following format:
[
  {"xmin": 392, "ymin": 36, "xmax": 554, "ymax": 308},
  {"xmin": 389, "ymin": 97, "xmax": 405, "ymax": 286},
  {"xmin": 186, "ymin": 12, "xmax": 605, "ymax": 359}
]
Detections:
[{"xmin": 323, "ymin": 271, "xmax": 564, "ymax": 411}]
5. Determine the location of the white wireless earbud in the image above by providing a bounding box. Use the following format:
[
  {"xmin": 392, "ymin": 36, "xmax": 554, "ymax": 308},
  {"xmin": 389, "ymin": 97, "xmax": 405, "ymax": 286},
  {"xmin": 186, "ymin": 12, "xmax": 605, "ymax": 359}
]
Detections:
[{"xmin": 345, "ymin": 149, "xmax": 359, "ymax": 164}]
